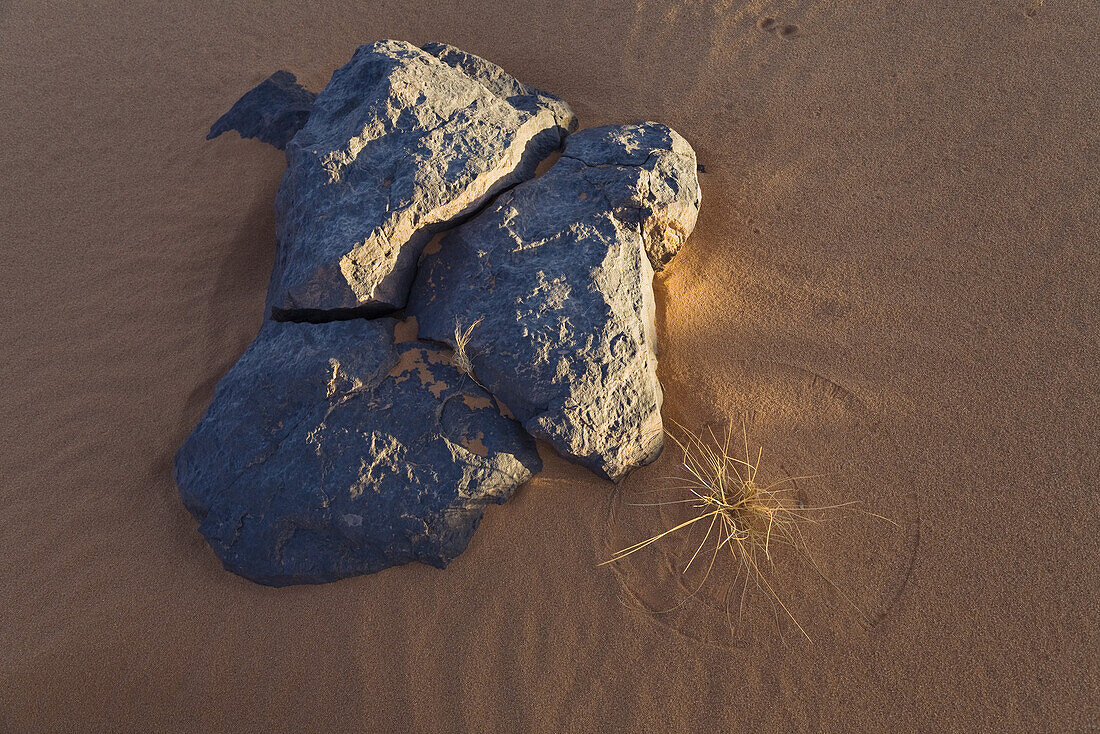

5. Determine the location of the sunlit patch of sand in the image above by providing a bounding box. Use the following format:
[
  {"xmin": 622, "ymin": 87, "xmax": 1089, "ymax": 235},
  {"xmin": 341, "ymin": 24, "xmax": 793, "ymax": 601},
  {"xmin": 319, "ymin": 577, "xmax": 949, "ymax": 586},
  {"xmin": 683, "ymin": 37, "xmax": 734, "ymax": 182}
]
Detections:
[
  {"xmin": 392, "ymin": 315, "xmax": 420, "ymax": 343},
  {"xmin": 461, "ymin": 393, "xmax": 494, "ymax": 410},
  {"xmin": 388, "ymin": 344, "xmax": 452, "ymax": 398}
]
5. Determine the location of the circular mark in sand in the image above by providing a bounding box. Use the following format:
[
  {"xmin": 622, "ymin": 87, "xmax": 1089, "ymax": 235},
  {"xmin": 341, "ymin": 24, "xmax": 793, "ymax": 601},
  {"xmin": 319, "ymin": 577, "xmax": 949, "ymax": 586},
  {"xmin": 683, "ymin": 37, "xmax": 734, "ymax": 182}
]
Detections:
[{"xmin": 602, "ymin": 360, "xmax": 918, "ymax": 649}]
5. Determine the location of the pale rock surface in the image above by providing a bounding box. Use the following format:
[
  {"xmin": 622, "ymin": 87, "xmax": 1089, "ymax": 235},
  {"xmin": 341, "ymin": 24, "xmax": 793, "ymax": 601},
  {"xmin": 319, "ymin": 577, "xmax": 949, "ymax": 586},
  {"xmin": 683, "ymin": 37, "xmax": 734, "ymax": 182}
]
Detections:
[
  {"xmin": 408, "ymin": 122, "xmax": 700, "ymax": 481},
  {"xmin": 266, "ymin": 40, "xmax": 577, "ymax": 318}
]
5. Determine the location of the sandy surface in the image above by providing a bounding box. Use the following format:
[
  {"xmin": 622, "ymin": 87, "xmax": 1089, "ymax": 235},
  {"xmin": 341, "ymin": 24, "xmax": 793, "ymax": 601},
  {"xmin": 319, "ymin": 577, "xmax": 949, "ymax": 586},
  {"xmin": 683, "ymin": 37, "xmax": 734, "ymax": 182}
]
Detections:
[{"xmin": 2, "ymin": 1, "xmax": 1097, "ymax": 731}]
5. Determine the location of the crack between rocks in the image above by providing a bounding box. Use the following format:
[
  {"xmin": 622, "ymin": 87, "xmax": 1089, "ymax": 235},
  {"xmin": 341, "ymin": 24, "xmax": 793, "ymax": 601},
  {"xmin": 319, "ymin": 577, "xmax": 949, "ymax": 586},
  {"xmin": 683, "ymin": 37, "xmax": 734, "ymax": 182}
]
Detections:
[
  {"xmin": 272, "ymin": 303, "xmax": 400, "ymax": 323},
  {"xmin": 274, "ymin": 136, "xmax": 563, "ymax": 325}
]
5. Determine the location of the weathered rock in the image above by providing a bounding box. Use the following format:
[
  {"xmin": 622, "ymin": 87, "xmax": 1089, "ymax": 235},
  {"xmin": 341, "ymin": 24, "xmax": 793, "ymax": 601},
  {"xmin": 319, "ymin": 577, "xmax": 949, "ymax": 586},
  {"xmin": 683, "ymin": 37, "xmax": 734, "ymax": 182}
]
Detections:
[
  {"xmin": 408, "ymin": 122, "xmax": 700, "ymax": 481},
  {"xmin": 174, "ymin": 319, "xmax": 541, "ymax": 586},
  {"xmin": 561, "ymin": 123, "xmax": 702, "ymax": 271},
  {"xmin": 207, "ymin": 71, "xmax": 316, "ymax": 150},
  {"xmin": 266, "ymin": 40, "xmax": 577, "ymax": 319}
]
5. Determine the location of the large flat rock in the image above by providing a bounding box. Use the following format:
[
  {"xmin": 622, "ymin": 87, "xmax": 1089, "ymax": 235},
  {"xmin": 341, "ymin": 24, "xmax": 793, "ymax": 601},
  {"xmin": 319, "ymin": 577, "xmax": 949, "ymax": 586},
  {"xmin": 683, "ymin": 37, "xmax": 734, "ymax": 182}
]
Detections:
[
  {"xmin": 267, "ymin": 40, "xmax": 576, "ymax": 319},
  {"xmin": 174, "ymin": 319, "xmax": 541, "ymax": 586},
  {"xmin": 408, "ymin": 122, "xmax": 700, "ymax": 481}
]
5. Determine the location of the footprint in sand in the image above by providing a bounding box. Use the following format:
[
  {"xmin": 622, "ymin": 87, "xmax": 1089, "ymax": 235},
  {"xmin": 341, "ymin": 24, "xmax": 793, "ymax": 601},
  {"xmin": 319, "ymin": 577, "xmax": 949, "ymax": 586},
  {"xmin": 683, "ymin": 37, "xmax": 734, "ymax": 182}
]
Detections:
[{"xmin": 758, "ymin": 16, "xmax": 800, "ymax": 39}]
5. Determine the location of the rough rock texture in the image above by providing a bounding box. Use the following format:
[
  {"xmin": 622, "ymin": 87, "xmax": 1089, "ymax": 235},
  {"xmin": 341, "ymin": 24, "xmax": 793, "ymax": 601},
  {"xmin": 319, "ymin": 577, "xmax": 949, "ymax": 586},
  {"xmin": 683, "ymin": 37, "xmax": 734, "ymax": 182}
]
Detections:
[
  {"xmin": 174, "ymin": 319, "xmax": 541, "ymax": 586},
  {"xmin": 207, "ymin": 71, "xmax": 316, "ymax": 150},
  {"xmin": 408, "ymin": 122, "xmax": 700, "ymax": 481},
  {"xmin": 562, "ymin": 124, "xmax": 701, "ymax": 271},
  {"xmin": 267, "ymin": 40, "xmax": 577, "ymax": 319}
]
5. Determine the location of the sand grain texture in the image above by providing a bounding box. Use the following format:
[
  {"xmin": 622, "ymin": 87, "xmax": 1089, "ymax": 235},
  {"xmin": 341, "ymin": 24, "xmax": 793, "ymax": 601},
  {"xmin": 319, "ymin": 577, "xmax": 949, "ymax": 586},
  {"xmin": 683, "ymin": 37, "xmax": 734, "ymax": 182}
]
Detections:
[{"xmin": 1, "ymin": 1, "xmax": 1097, "ymax": 732}]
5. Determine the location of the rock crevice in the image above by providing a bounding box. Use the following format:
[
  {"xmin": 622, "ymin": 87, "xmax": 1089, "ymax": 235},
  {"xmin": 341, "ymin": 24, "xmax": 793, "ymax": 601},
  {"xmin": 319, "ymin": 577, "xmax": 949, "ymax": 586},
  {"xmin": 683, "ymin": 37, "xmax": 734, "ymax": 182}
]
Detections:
[{"xmin": 268, "ymin": 40, "xmax": 576, "ymax": 318}]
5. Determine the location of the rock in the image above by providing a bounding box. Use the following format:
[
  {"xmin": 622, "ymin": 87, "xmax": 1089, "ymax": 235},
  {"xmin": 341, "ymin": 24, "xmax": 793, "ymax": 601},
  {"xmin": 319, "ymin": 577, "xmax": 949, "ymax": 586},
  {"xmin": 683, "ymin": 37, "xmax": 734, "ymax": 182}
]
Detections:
[
  {"xmin": 558, "ymin": 122, "xmax": 701, "ymax": 271},
  {"xmin": 267, "ymin": 40, "xmax": 577, "ymax": 319},
  {"xmin": 174, "ymin": 319, "xmax": 542, "ymax": 586},
  {"xmin": 207, "ymin": 71, "xmax": 316, "ymax": 150},
  {"xmin": 408, "ymin": 122, "xmax": 700, "ymax": 481}
]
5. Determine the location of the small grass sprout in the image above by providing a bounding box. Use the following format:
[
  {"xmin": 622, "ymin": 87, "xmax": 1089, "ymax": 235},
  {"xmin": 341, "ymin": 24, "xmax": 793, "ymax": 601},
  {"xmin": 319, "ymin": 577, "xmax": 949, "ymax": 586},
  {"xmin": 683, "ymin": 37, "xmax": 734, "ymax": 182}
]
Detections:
[{"xmin": 453, "ymin": 316, "xmax": 484, "ymax": 385}]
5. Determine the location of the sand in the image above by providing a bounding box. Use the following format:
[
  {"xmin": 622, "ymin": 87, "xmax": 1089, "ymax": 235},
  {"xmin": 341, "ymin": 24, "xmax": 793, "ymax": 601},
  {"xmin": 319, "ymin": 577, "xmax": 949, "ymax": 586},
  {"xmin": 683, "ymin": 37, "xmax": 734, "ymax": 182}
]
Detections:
[{"xmin": 2, "ymin": 1, "xmax": 1096, "ymax": 731}]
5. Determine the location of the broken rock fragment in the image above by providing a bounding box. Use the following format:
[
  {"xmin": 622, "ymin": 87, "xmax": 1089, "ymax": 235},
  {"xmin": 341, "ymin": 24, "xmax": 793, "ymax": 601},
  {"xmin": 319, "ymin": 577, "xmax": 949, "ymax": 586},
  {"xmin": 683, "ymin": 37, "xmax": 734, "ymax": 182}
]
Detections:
[
  {"xmin": 174, "ymin": 319, "xmax": 541, "ymax": 586},
  {"xmin": 207, "ymin": 71, "xmax": 316, "ymax": 150},
  {"xmin": 408, "ymin": 122, "xmax": 701, "ymax": 481},
  {"xmin": 264, "ymin": 40, "xmax": 576, "ymax": 318}
]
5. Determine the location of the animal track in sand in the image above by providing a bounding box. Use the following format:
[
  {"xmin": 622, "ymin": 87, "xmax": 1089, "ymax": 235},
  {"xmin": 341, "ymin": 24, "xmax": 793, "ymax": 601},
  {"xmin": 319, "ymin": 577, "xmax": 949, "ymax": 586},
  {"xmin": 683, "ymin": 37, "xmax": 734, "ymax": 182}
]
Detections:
[
  {"xmin": 757, "ymin": 16, "xmax": 800, "ymax": 39},
  {"xmin": 1023, "ymin": 0, "xmax": 1043, "ymax": 17},
  {"xmin": 603, "ymin": 360, "xmax": 919, "ymax": 649}
]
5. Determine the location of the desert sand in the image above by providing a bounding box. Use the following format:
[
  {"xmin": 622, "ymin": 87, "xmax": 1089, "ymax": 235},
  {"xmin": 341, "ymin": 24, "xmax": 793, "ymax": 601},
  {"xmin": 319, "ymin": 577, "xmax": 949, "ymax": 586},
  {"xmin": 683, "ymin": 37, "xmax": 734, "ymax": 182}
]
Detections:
[{"xmin": 1, "ymin": 1, "xmax": 1097, "ymax": 731}]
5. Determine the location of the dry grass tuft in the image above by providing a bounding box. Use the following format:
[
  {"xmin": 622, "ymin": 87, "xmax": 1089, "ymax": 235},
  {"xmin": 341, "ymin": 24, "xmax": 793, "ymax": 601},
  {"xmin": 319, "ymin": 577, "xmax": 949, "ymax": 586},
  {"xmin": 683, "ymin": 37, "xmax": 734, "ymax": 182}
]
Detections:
[
  {"xmin": 601, "ymin": 420, "xmax": 866, "ymax": 641},
  {"xmin": 453, "ymin": 317, "xmax": 484, "ymax": 385}
]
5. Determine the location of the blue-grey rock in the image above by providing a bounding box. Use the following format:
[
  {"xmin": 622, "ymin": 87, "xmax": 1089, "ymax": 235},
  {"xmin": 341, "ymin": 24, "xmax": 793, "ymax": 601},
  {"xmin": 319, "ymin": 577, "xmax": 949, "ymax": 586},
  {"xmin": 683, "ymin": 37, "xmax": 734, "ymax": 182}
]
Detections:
[
  {"xmin": 207, "ymin": 71, "xmax": 316, "ymax": 150},
  {"xmin": 408, "ymin": 122, "xmax": 700, "ymax": 481},
  {"xmin": 174, "ymin": 319, "xmax": 541, "ymax": 586},
  {"xmin": 267, "ymin": 40, "xmax": 577, "ymax": 319}
]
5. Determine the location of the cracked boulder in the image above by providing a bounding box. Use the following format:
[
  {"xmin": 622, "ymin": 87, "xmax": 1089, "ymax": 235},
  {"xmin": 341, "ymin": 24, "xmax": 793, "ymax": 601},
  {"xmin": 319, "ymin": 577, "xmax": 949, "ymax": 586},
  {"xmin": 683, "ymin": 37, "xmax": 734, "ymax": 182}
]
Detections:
[
  {"xmin": 207, "ymin": 71, "xmax": 317, "ymax": 150},
  {"xmin": 260, "ymin": 40, "xmax": 576, "ymax": 318},
  {"xmin": 174, "ymin": 319, "xmax": 541, "ymax": 586},
  {"xmin": 408, "ymin": 122, "xmax": 701, "ymax": 481}
]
